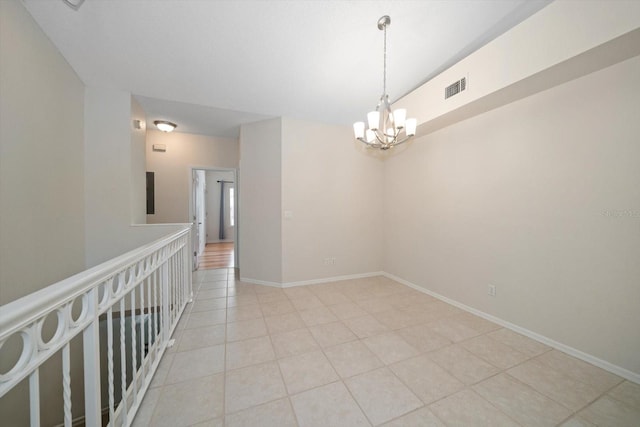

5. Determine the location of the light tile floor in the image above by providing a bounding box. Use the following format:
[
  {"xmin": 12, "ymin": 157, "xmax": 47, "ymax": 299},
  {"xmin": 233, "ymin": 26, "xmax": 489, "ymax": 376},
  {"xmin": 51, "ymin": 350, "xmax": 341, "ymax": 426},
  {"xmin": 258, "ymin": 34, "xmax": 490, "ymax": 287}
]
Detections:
[{"xmin": 133, "ymin": 269, "xmax": 640, "ymax": 427}]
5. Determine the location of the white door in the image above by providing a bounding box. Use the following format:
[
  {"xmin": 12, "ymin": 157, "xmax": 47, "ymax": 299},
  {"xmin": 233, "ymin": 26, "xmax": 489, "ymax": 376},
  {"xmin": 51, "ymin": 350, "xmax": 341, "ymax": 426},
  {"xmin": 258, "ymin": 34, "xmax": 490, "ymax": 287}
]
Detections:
[{"xmin": 192, "ymin": 170, "xmax": 206, "ymax": 269}]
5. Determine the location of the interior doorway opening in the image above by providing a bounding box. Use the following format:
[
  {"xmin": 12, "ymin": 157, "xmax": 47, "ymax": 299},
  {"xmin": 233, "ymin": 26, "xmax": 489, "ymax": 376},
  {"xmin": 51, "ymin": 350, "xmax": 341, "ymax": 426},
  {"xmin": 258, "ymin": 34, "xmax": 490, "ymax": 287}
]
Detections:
[
  {"xmin": 191, "ymin": 167, "xmax": 238, "ymax": 270},
  {"xmin": 200, "ymin": 242, "xmax": 234, "ymax": 269}
]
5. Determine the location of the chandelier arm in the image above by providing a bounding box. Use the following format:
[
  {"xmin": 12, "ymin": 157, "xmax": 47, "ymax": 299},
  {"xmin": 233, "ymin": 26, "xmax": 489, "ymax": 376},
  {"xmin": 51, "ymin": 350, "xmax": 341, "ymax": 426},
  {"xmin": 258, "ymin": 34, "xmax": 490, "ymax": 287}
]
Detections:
[
  {"xmin": 374, "ymin": 132, "xmax": 387, "ymax": 145},
  {"xmin": 357, "ymin": 136, "xmax": 376, "ymax": 145},
  {"xmin": 375, "ymin": 128, "xmax": 410, "ymax": 147},
  {"xmin": 372, "ymin": 130, "xmax": 394, "ymax": 145},
  {"xmin": 357, "ymin": 137, "xmax": 382, "ymax": 148},
  {"xmin": 359, "ymin": 132, "xmax": 413, "ymax": 149},
  {"xmin": 392, "ymin": 136, "xmax": 411, "ymax": 146}
]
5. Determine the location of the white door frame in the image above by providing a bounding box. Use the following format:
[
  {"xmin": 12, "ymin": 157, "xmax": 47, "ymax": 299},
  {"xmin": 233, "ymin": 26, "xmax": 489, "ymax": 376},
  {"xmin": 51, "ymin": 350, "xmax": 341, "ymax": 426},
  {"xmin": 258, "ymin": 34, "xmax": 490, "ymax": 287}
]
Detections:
[{"xmin": 188, "ymin": 166, "xmax": 239, "ymax": 269}]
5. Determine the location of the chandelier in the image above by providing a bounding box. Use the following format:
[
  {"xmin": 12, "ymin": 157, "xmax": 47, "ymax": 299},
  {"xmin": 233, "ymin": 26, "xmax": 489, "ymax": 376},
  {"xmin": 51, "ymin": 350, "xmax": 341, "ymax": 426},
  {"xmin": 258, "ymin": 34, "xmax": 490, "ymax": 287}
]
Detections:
[{"xmin": 353, "ymin": 16, "xmax": 416, "ymax": 150}]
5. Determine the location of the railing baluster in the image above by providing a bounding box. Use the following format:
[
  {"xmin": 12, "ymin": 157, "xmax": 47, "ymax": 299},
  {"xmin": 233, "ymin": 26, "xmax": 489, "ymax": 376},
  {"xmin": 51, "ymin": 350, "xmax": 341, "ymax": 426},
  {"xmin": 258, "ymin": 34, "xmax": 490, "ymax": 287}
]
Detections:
[
  {"xmin": 62, "ymin": 343, "xmax": 72, "ymax": 427},
  {"xmin": 153, "ymin": 269, "xmax": 159, "ymax": 361},
  {"xmin": 181, "ymin": 243, "xmax": 185, "ymax": 303},
  {"xmin": 29, "ymin": 369, "xmax": 40, "ymax": 427},
  {"xmin": 177, "ymin": 253, "xmax": 181, "ymax": 311},
  {"xmin": 130, "ymin": 285, "xmax": 137, "ymax": 406},
  {"xmin": 165, "ymin": 260, "xmax": 168, "ymax": 336},
  {"xmin": 178, "ymin": 253, "xmax": 182, "ymax": 308},
  {"xmin": 161, "ymin": 256, "xmax": 170, "ymax": 343},
  {"xmin": 119, "ymin": 296, "xmax": 127, "ymax": 425},
  {"xmin": 107, "ymin": 307, "xmax": 115, "ymax": 423},
  {"xmin": 169, "ymin": 255, "xmax": 173, "ymax": 326},
  {"xmin": 186, "ymin": 243, "xmax": 192, "ymax": 301},
  {"xmin": 83, "ymin": 287, "xmax": 101, "ymax": 427},
  {"xmin": 146, "ymin": 274, "xmax": 152, "ymax": 365},
  {"xmin": 184, "ymin": 250, "xmax": 188, "ymax": 301},
  {"xmin": 173, "ymin": 255, "xmax": 177, "ymax": 322},
  {"xmin": 167, "ymin": 258, "xmax": 172, "ymax": 326},
  {"xmin": 171, "ymin": 255, "xmax": 181, "ymax": 321},
  {"xmin": 173, "ymin": 254, "xmax": 179, "ymax": 313},
  {"xmin": 140, "ymin": 275, "xmax": 146, "ymax": 380},
  {"xmin": 175, "ymin": 254, "xmax": 179, "ymax": 315},
  {"xmin": 186, "ymin": 235, "xmax": 192, "ymax": 301},
  {"xmin": 180, "ymin": 250, "xmax": 185, "ymax": 305},
  {"xmin": 178, "ymin": 254, "xmax": 183, "ymax": 308}
]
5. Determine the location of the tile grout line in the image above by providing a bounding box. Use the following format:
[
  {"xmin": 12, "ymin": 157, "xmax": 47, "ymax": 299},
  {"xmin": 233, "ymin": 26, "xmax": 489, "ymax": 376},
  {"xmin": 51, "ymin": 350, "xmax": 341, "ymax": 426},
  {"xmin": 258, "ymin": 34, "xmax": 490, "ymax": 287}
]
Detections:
[
  {"xmin": 266, "ymin": 321, "xmax": 301, "ymax": 426},
  {"xmin": 280, "ymin": 288, "xmax": 373, "ymax": 426},
  {"xmin": 177, "ymin": 270, "xmax": 635, "ymax": 426},
  {"xmin": 219, "ymin": 270, "xmax": 229, "ymax": 425},
  {"xmin": 283, "ymin": 287, "xmax": 413, "ymax": 427}
]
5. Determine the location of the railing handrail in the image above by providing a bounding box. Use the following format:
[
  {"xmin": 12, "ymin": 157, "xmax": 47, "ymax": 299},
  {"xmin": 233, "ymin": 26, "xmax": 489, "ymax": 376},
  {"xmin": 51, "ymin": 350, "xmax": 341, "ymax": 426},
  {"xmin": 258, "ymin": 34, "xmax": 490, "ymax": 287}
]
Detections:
[
  {"xmin": 0, "ymin": 224, "xmax": 193, "ymax": 426},
  {"xmin": 0, "ymin": 225, "xmax": 190, "ymax": 341}
]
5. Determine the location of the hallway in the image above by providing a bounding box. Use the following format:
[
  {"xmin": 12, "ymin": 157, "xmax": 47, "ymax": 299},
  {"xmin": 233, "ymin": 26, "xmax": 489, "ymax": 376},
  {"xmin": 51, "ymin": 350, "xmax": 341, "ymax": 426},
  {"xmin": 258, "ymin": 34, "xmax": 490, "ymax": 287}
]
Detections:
[{"xmin": 199, "ymin": 242, "xmax": 235, "ymax": 269}]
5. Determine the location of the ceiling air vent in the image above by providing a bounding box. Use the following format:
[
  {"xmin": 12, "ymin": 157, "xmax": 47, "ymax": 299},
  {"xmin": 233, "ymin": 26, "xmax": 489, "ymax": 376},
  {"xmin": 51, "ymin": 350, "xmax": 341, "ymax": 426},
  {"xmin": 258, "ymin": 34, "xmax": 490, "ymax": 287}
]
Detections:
[{"xmin": 445, "ymin": 77, "xmax": 466, "ymax": 100}]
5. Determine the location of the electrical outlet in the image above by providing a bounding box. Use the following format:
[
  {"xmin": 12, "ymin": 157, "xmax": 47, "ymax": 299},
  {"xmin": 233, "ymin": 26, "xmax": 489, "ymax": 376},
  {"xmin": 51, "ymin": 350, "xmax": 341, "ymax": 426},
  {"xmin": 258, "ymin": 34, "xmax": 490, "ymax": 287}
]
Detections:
[
  {"xmin": 323, "ymin": 257, "xmax": 336, "ymax": 265},
  {"xmin": 488, "ymin": 285, "xmax": 496, "ymax": 297}
]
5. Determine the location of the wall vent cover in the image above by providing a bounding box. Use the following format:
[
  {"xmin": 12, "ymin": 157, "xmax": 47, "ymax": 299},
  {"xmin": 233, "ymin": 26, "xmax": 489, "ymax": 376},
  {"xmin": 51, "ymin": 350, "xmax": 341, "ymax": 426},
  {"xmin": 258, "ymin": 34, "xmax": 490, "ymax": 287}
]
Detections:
[{"xmin": 445, "ymin": 77, "xmax": 466, "ymax": 99}]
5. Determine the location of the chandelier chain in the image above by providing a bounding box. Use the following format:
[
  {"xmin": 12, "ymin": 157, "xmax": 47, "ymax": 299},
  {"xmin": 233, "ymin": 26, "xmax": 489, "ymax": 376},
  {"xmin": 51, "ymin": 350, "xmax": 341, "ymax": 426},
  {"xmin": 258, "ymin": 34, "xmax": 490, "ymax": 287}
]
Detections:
[{"xmin": 383, "ymin": 22, "xmax": 387, "ymax": 96}]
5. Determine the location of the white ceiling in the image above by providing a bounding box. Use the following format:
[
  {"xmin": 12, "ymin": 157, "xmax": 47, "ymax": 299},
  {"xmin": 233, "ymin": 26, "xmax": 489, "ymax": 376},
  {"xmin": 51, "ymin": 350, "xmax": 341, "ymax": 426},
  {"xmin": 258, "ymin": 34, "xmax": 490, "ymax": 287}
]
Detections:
[{"xmin": 23, "ymin": 0, "xmax": 552, "ymax": 137}]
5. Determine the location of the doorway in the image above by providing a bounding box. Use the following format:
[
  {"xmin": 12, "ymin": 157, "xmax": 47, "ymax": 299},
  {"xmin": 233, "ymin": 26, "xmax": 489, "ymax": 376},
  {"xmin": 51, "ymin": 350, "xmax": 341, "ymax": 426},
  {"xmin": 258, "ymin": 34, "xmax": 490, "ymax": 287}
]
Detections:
[
  {"xmin": 199, "ymin": 242, "xmax": 234, "ymax": 269},
  {"xmin": 190, "ymin": 168, "xmax": 238, "ymax": 270}
]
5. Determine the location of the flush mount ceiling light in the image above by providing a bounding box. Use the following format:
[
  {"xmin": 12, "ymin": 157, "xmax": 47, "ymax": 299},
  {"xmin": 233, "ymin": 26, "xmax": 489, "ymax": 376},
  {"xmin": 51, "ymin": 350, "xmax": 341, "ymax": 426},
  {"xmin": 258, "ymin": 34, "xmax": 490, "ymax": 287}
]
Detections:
[
  {"xmin": 353, "ymin": 16, "xmax": 416, "ymax": 150},
  {"xmin": 154, "ymin": 120, "xmax": 177, "ymax": 132}
]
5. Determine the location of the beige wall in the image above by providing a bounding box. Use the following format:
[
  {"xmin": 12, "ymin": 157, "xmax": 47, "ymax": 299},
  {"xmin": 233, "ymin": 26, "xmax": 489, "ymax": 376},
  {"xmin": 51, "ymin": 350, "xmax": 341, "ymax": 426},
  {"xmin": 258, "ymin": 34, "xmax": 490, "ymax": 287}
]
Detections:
[
  {"xmin": 130, "ymin": 97, "xmax": 147, "ymax": 224},
  {"xmin": 146, "ymin": 129, "xmax": 238, "ymax": 224},
  {"xmin": 84, "ymin": 88, "xmax": 183, "ymax": 267},
  {"xmin": 0, "ymin": 1, "xmax": 86, "ymax": 424},
  {"xmin": 0, "ymin": 0, "xmax": 85, "ymax": 305},
  {"xmin": 84, "ymin": 87, "xmax": 134, "ymax": 266},
  {"xmin": 239, "ymin": 117, "xmax": 384, "ymax": 285},
  {"xmin": 281, "ymin": 118, "xmax": 383, "ymax": 283},
  {"xmin": 238, "ymin": 118, "xmax": 283, "ymax": 283},
  {"xmin": 384, "ymin": 56, "xmax": 640, "ymax": 376}
]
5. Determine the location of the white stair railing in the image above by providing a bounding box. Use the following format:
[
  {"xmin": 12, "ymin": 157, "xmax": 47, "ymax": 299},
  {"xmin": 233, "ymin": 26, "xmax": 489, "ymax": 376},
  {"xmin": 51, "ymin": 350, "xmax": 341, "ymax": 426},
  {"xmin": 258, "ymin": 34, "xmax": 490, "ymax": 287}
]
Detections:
[{"xmin": 0, "ymin": 226, "xmax": 192, "ymax": 426}]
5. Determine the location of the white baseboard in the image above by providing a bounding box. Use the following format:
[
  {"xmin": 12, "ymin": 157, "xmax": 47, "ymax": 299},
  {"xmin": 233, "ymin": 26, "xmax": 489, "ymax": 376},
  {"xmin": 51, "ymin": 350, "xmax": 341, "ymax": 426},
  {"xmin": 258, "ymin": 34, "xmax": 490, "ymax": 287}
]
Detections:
[
  {"xmin": 240, "ymin": 271, "xmax": 383, "ymax": 288},
  {"xmin": 238, "ymin": 277, "xmax": 281, "ymax": 287},
  {"xmin": 282, "ymin": 271, "xmax": 384, "ymax": 288},
  {"xmin": 383, "ymin": 272, "xmax": 640, "ymax": 385}
]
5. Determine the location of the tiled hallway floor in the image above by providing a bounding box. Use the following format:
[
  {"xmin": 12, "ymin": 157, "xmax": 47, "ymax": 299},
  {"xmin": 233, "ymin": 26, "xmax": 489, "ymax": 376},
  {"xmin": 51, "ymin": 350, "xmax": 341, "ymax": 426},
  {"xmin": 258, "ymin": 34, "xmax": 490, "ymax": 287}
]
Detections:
[{"xmin": 133, "ymin": 269, "xmax": 640, "ymax": 426}]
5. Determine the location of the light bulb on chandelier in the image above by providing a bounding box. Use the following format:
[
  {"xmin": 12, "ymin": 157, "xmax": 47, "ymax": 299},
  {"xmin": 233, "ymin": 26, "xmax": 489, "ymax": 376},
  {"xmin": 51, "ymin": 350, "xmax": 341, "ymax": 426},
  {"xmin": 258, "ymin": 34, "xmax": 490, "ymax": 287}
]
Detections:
[{"xmin": 353, "ymin": 16, "xmax": 416, "ymax": 150}]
